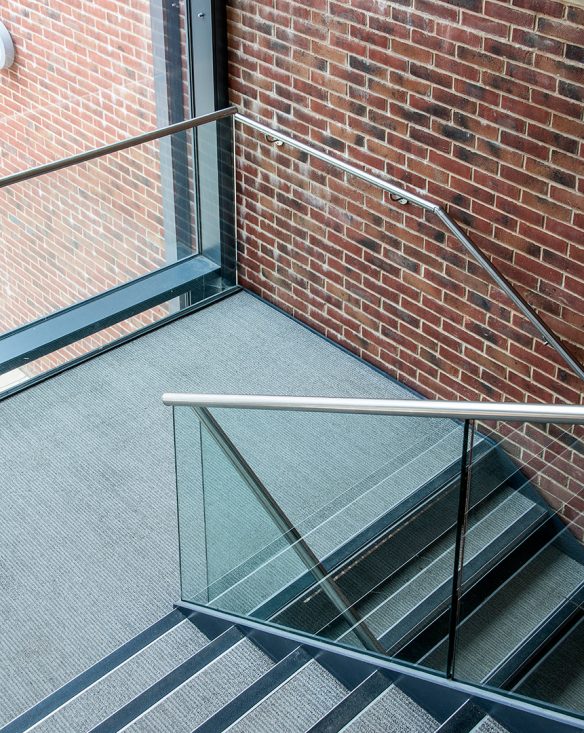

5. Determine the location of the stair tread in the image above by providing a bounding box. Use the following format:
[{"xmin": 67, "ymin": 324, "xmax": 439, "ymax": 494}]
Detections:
[
  {"xmin": 225, "ymin": 660, "xmax": 348, "ymax": 733},
  {"xmin": 424, "ymin": 545, "xmax": 583, "ymax": 682},
  {"xmin": 469, "ymin": 716, "xmax": 509, "ymax": 733},
  {"xmin": 334, "ymin": 488, "xmax": 538, "ymax": 643},
  {"xmin": 339, "ymin": 685, "xmax": 439, "ymax": 732},
  {"xmin": 123, "ymin": 638, "xmax": 273, "ymax": 733},
  {"xmin": 516, "ymin": 616, "xmax": 584, "ymax": 713},
  {"xmin": 30, "ymin": 619, "xmax": 208, "ymax": 733}
]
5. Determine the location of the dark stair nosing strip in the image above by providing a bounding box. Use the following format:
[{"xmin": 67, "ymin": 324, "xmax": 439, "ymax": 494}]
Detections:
[
  {"xmin": 398, "ymin": 518, "xmax": 558, "ymax": 665},
  {"xmin": 251, "ymin": 445, "xmax": 484, "ymax": 622},
  {"xmin": 87, "ymin": 626, "xmax": 244, "ymax": 733},
  {"xmin": 306, "ymin": 670, "xmax": 393, "ymax": 733},
  {"xmin": 191, "ymin": 647, "xmax": 312, "ymax": 733},
  {"xmin": 435, "ymin": 700, "xmax": 490, "ymax": 733},
  {"xmin": 264, "ymin": 444, "xmax": 509, "ymax": 629},
  {"xmin": 0, "ymin": 609, "xmax": 188, "ymax": 733}
]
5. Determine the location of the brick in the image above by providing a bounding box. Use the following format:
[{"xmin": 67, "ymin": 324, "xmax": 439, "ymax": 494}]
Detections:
[
  {"xmin": 511, "ymin": 28, "xmax": 564, "ymax": 56},
  {"xmin": 559, "ymin": 80, "xmax": 584, "ymax": 102},
  {"xmin": 457, "ymin": 45, "xmax": 505, "ymax": 74},
  {"xmin": 537, "ymin": 17, "xmax": 584, "ymax": 45},
  {"xmin": 410, "ymin": 62, "xmax": 453, "ymax": 89},
  {"xmin": 484, "ymin": 2, "xmax": 534, "ymax": 29},
  {"xmin": 482, "ymin": 70, "xmax": 530, "ymax": 100},
  {"xmin": 535, "ymin": 55, "xmax": 584, "ymax": 85}
]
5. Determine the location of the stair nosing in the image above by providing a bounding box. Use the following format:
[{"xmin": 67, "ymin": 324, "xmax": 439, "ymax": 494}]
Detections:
[
  {"xmin": 24, "ymin": 616, "xmax": 205, "ymax": 733},
  {"xmin": 88, "ymin": 626, "xmax": 245, "ymax": 733},
  {"xmin": 0, "ymin": 609, "xmax": 188, "ymax": 733},
  {"xmin": 331, "ymin": 495, "xmax": 542, "ymax": 646},
  {"xmin": 306, "ymin": 670, "xmax": 392, "ymax": 733}
]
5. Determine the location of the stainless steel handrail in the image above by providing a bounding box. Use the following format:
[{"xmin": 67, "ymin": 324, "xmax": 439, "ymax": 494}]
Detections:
[
  {"xmin": 163, "ymin": 394, "xmax": 584, "ymax": 424},
  {"xmin": 234, "ymin": 113, "xmax": 584, "ymax": 385},
  {"xmin": 0, "ymin": 106, "xmax": 237, "ymax": 190}
]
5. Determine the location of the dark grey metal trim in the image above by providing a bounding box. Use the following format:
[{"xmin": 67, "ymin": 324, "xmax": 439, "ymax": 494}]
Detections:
[
  {"xmin": 447, "ymin": 419, "xmax": 475, "ymax": 679},
  {"xmin": 0, "ymin": 107, "xmax": 236, "ymax": 190},
  {"xmin": 0, "ymin": 286, "xmax": 240, "ymax": 402},
  {"xmin": 176, "ymin": 600, "xmax": 584, "ymax": 731},
  {"xmin": 87, "ymin": 626, "xmax": 244, "ymax": 733},
  {"xmin": 307, "ymin": 671, "xmax": 392, "ymax": 733},
  {"xmin": 0, "ymin": 255, "xmax": 220, "ymax": 374},
  {"xmin": 191, "ymin": 647, "xmax": 312, "ymax": 733},
  {"xmin": 234, "ymin": 113, "xmax": 584, "ymax": 385}
]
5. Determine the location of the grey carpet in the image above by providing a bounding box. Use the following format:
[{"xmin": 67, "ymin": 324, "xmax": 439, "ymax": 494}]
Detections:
[
  {"xmin": 0, "ymin": 291, "xmax": 456, "ymax": 726},
  {"xmin": 33, "ymin": 620, "xmax": 208, "ymax": 733},
  {"xmin": 470, "ymin": 717, "xmax": 510, "ymax": 733},
  {"xmin": 516, "ymin": 617, "xmax": 584, "ymax": 714},
  {"xmin": 340, "ymin": 685, "xmax": 438, "ymax": 732},
  {"xmin": 123, "ymin": 638, "xmax": 273, "ymax": 732},
  {"xmin": 225, "ymin": 660, "xmax": 348, "ymax": 732},
  {"xmin": 423, "ymin": 544, "xmax": 583, "ymax": 682}
]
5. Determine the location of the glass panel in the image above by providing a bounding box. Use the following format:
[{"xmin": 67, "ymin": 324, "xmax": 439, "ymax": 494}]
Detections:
[
  {"xmin": 0, "ymin": 114, "xmax": 235, "ymax": 340},
  {"xmin": 0, "ymin": 299, "xmax": 179, "ymax": 396},
  {"xmin": 447, "ymin": 420, "xmax": 584, "ymax": 718},
  {"xmin": 0, "ymin": 128, "xmax": 190, "ymax": 335},
  {"xmin": 175, "ymin": 404, "xmax": 466, "ymax": 673}
]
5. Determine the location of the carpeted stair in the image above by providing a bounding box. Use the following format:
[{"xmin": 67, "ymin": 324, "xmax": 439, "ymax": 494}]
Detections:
[{"xmin": 1, "ymin": 608, "xmax": 521, "ymax": 733}]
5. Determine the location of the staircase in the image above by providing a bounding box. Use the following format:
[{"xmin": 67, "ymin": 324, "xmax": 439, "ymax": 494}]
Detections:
[
  {"xmin": 0, "ymin": 606, "xmax": 563, "ymax": 733},
  {"xmin": 4, "ymin": 382, "xmax": 583, "ymax": 733},
  {"xmin": 171, "ymin": 392, "xmax": 584, "ymax": 727},
  {"xmin": 6, "ymin": 416, "xmax": 583, "ymax": 733},
  {"xmin": 264, "ymin": 433, "xmax": 584, "ymax": 712}
]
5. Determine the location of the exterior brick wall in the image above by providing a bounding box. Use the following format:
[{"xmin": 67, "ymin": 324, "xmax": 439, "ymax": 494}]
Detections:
[
  {"xmin": 0, "ymin": 0, "xmax": 191, "ymax": 371},
  {"xmin": 227, "ymin": 0, "xmax": 584, "ymax": 536}
]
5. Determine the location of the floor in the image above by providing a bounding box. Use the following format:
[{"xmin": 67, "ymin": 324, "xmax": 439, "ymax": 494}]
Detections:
[{"xmin": 0, "ymin": 290, "xmax": 449, "ymax": 726}]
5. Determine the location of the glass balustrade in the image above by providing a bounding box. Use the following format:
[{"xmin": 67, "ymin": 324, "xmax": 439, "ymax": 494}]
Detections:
[{"xmin": 171, "ymin": 397, "xmax": 584, "ymax": 719}]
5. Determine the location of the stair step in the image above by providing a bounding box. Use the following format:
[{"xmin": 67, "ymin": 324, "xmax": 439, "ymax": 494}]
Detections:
[
  {"xmin": 338, "ymin": 685, "xmax": 439, "ymax": 732},
  {"xmin": 223, "ymin": 659, "xmax": 349, "ymax": 733},
  {"xmin": 119, "ymin": 636, "xmax": 273, "ymax": 732},
  {"xmin": 423, "ymin": 544, "xmax": 583, "ymax": 684},
  {"xmin": 0, "ymin": 609, "xmax": 189, "ymax": 733},
  {"xmin": 307, "ymin": 671, "xmax": 393, "ymax": 733},
  {"xmin": 515, "ymin": 615, "xmax": 584, "ymax": 713},
  {"xmin": 469, "ymin": 717, "xmax": 510, "ymax": 733},
  {"xmin": 331, "ymin": 488, "xmax": 541, "ymax": 648},
  {"xmin": 272, "ymin": 449, "xmax": 540, "ymax": 645},
  {"xmin": 27, "ymin": 618, "xmax": 209, "ymax": 733},
  {"xmin": 192, "ymin": 647, "xmax": 312, "ymax": 732}
]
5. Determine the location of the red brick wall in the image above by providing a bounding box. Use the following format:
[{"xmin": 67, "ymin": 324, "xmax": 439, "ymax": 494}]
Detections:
[
  {"xmin": 0, "ymin": 1, "xmax": 190, "ymax": 371},
  {"xmin": 227, "ymin": 0, "xmax": 584, "ymax": 534}
]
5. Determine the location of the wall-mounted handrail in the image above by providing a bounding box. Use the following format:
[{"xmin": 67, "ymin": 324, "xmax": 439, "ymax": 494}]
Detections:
[
  {"xmin": 163, "ymin": 393, "xmax": 584, "ymax": 424},
  {"xmin": 0, "ymin": 106, "xmax": 237, "ymax": 190},
  {"xmin": 234, "ymin": 113, "xmax": 584, "ymax": 385}
]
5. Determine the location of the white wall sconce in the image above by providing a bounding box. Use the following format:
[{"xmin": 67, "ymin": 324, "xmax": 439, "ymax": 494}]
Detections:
[{"xmin": 0, "ymin": 21, "xmax": 15, "ymax": 70}]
